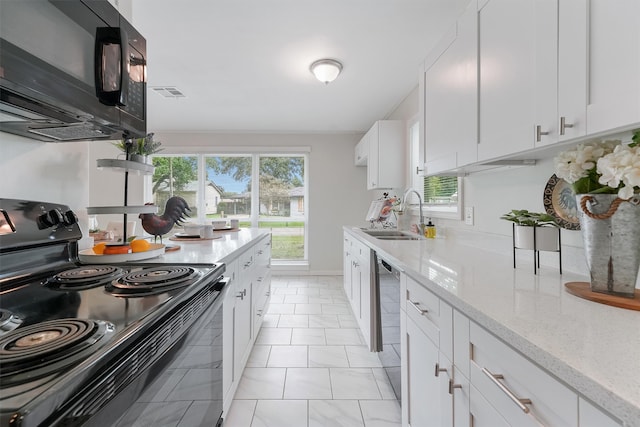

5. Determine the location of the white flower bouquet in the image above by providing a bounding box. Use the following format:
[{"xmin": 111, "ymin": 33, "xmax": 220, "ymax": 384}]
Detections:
[{"xmin": 554, "ymin": 130, "xmax": 640, "ymax": 199}]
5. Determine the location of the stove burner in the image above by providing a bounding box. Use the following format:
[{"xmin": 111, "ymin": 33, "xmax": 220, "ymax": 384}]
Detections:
[
  {"xmin": 0, "ymin": 319, "xmax": 115, "ymax": 386},
  {"xmin": 106, "ymin": 266, "xmax": 201, "ymax": 296},
  {"xmin": 47, "ymin": 265, "xmax": 125, "ymax": 290},
  {"xmin": 0, "ymin": 309, "xmax": 22, "ymax": 335}
]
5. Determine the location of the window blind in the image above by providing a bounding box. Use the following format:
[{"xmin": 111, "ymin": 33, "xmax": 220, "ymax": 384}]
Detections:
[{"xmin": 423, "ymin": 176, "xmax": 458, "ymax": 206}]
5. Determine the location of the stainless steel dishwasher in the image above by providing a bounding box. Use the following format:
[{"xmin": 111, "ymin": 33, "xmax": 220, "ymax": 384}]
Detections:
[{"xmin": 372, "ymin": 251, "xmax": 402, "ymax": 401}]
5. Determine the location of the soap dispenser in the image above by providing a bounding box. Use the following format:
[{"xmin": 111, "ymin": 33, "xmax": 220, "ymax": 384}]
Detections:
[{"xmin": 425, "ymin": 218, "xmax": 436, "ymax": 239}]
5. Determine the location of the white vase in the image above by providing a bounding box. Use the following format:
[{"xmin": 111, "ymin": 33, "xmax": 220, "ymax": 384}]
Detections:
[
  {"xmin": 129, "ymin": 154, "xmax": 148, "ymax": 164},
  {"xmin": 513, "ymin": 225, "xmax": 559, "ymax": 251}
]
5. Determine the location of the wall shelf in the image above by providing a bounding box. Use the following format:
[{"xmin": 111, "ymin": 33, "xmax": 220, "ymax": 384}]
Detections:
[
  {"xmin": 87, "ymin": 205, "xmax": 158, "ymax": 215},
  {"xmin": 96, "ymin": 158, "xmax": 155, "ymax": 175}
]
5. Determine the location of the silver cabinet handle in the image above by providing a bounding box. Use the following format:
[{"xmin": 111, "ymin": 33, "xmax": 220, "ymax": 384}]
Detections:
[
  {"xmin": 559, "ymin": 116, "xmax": 574, "ymax": 135},
  {"xmin": 416, "ymin": 166, "xmax": 424, "ymax": 175},
  {"xmin": 448, "ymin": 379, "xmax": 462, "ymax": 395},
  {"xmin": 408, "ymin": 300, "xmax": 428, "ymax": 315},
  {"xmin": 482, "ymin": 367, "xmax": 532, "ymax": 413},
  {"xmin": 535, "ymin": 125, "xmax": 549, "ymax": 142},
  {"xmin": 236, "ymin": 289, "xmax": 247, "ymax": 300},
  {"xmin": 434, "ymin": 363, "xmax": 447, "ymax": 377}
]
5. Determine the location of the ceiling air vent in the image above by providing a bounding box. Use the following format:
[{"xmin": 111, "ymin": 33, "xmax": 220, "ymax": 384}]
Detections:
[{"xmin": 151, "ymin": 87, "xmax": 186, "ymax": 98}]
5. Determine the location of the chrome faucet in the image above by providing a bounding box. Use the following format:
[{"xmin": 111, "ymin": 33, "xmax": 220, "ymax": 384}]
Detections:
[{"xmin": 402, "ymin": 188, "xmax": 425, "ymax": 235}]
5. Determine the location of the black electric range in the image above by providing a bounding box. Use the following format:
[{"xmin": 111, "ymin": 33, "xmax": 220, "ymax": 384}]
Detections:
[{"xmin": 0, "ymin": 199, "xmax": 226, "ymax": 427}]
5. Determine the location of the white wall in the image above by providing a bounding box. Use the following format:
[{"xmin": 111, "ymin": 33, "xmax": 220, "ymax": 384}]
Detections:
[
  {"xmin": 0, "ymin": 133, "xmax": 94, "ymax": 248},
  {"xmin": 149, "ymin": 132, "xmax": 371, "ymax": 274}
]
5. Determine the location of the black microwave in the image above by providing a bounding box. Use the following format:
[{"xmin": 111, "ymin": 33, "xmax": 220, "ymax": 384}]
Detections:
[{"xmin": 0, "ymin": 0, "xmax": 146, "ymax": 142}]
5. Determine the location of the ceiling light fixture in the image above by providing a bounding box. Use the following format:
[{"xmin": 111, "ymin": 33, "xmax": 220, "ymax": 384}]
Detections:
[{"xmin": 310, "ymin": 59, "xmax": 343, "ymax": 84}]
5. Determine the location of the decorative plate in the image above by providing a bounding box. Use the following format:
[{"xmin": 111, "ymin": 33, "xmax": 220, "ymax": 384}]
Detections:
[
  {"xmin": 173, "ymin": 233, "xmax": 201, "ymax": 238},
  {"xmin": 543, "ymin": 174, "xmax": 580, "ymax": 230}
]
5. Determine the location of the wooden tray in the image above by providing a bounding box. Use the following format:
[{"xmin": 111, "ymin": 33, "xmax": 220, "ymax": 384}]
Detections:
[{"xmin": 564, "ymin": 282, "xmax": 640, "ymax": 311}]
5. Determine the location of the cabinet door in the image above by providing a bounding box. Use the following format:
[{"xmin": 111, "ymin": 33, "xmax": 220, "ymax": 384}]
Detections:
[
  {"xmin": 351, "ymin": 256, "xmax": 362, "ymax": 323},
  {"xmin": 343, "ymin": 234, "xmax": 353, "ymax": 299},
  {"xmin": 367, "ymin": 125, "xmax": 380, "ymax": 189},
  {"xmin": 222, "ymin": 258, "xmax": 238, "ymax": 408},
  {"xmin": 586, "ymin": 0, "xmax": 640, "ymax": 134},
  {"xmin": 452, "ymin": 368, "xmax": 471, "ymax": 427},
  {"xmin": 367, "ymin": 121, "xmax": 404, "ymax": 190},
  {"xmin": 405, "ymin": 316, "xmax": 441, "ymax": 427},
  {"xmin": 478, "ymin": 0, "xmax": 557, "ymax": 160},
  {"xmin": 424, "ymin": 1, "xmax": 478, "ymax": 173},
  {"xmin": 558, "ymin": 0, "xmax": 588, "ymax": 141},
  {"xmin": 470, "ymin": 384, "xmax": 510, "ymax": 427},
  {"xmin": 234, "ymin": 248, "xmax": 254, "ymax": 381}
]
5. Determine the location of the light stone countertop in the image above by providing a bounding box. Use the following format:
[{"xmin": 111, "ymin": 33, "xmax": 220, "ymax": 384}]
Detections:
[
  {"xmin": 138, "ymin": 228, "xmax": 271, "ymax": 266},
  {"xmin": 345, "ymin": 226, "xmax": 640, "ymax": 427}
]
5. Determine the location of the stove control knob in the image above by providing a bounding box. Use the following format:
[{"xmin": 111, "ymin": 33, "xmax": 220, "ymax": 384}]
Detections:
[
  {"xmin": 62, "ymin": 210, "xmax": 78, "ymax": 226},
  {"xmin": 38, "ymin": 209, "xmax": 64, "ymax": 228}
]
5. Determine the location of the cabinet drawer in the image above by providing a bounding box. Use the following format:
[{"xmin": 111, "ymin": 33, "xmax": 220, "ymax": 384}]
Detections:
[
  {"xmin": 470, "ymin": 323, "xmax": 577, "ymax": 427},
  {"xmin": 405, "ymin": 275, "xmax": 440, "ymax": 345},
  {"xmin": 352, "ymin": 239, "xmax": 370, "ymax": 261}
]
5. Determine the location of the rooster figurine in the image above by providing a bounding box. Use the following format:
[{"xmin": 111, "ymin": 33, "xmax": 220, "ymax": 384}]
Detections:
[{"xmin": 139, "ymin": 196, "xmax": 191, "ymax": 243}]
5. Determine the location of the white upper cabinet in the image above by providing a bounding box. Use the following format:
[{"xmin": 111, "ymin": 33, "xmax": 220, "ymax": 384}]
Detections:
[
  {"xmin": 477, "ymin": 0, "xmax": 557, "ymax": 161},
  {"xmin": 423, "ymin": 0, "xmax": 478, "ymax": 175},
  {"xmin": 421, "ymin": 0, "xmax": 639, "ymax": 175},
  {"xmin": 586, "ymin": 0, "xmax": 640, "ymax": 134},
  {"xmin": 363, "ymin": 120, "xmax": 404, "ymax": 190},
  {"xmin": 557, "ymin": 0, "xmax": 588, "ymax": 141}
]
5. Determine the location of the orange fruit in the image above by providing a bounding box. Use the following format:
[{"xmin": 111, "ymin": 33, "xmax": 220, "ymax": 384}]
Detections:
[
  {"xmin": 130, "ymin": 239, "xmax": 151, "ymax": 253},
  {"xmin": 92, "ymin": 242, "xmax": 107, "ymax": 254}
]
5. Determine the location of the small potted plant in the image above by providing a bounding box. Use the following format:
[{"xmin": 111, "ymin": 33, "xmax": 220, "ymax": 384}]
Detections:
[
  {"xmin": 113, "ymin": 133, "xmax": 162, "ymax": 163},
  {"xmin": 500, "ymin": 209, "xmax": 560, "ymax": 251}
]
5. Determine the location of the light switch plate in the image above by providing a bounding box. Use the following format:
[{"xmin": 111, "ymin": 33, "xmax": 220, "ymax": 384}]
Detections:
[{"xmin": 464, "ymin": 207, "xmax": 474, "ymax": 225}]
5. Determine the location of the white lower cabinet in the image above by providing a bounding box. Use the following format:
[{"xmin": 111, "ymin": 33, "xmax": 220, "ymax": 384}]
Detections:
[
  {"xmin": 222, "ymin": 234, "xmax": 271, "ymax": 413},
  {"xmin": 399, "ymin": 272, "xmax": 620, "ymax": 427},
  {"xmin": 253, "ymin": 236, "xmax": 272, "ymax": 334},
  {"xmin": 343, "ymin": 232, "xmax": 372, "ymax": 349},
  {"xmin": 404, "ymin": 314, "xmax": 441, "ymax": 426},
  {"xmin": 222, "ymin": 258, "xmax": 238, "ymax": 409}
]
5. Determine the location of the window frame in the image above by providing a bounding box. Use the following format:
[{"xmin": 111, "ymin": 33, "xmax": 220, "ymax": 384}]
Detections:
[
  {"xmin": 146, "ymin": 146, "xmax": 310, "ymax": 265},
  {"xmin": 408, "ymin": 117, "xmax": 464, "ymax": 221}
]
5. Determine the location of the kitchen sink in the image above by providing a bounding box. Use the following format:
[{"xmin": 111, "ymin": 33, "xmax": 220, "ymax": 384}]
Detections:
[
  {"xmin": 360, "ymin": 229, "xmax": 423, "ymax": 240},
  {"xmin": 376, "ymin": 236, "xmax": 423, "ymax": 240}
]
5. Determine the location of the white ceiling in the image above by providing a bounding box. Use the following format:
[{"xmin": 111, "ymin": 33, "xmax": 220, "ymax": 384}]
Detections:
[{"xmin": 132, "ymin": 0, "xmax": 465, "ymax": 134}]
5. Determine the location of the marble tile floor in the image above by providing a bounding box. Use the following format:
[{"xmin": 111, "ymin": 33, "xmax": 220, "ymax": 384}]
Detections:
[{"xmin": 225, "ymin": 275, "xmax": 402, "ymax": 427}]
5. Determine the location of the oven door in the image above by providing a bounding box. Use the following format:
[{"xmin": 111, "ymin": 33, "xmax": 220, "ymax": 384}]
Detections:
[{"xmin": 48, "ymin": 277, "xmax": 227, "ymax": 427}]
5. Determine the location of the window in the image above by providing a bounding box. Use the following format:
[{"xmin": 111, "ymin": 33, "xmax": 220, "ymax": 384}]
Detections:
[
  {"xmin": 147, "ymin": 152, "xmax": 308, "ymax": 264},
  {"xmin": 408, "ymin": 119, "xmax": 463, "ymax": 219}
]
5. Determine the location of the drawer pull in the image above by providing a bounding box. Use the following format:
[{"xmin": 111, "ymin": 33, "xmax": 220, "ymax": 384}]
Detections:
[
  {"xmin": 236, "ymin": 289, "xmax": 247, "ymax": 300},
  {"xmin": 482, "ymin": 367, "xmax": 532, "ymax": 414},
  {"xmin": 448, "ymin": 379, "xmax": 462, "ymax": 395},
  {"xmin": 434, "ymin": 363, "xmax": 447, "ymax": 377},
  {"xmin": 535, "ymin": 125, "xmax": 549, "ymax": 142},
  {"xmin": 408, "ymin": 300, "xmax": 428, "ymax": 315},
  {"xmin": 560, "ymin": 116, "xmax": 574, "ymax": 135}
]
